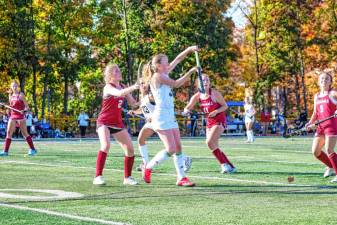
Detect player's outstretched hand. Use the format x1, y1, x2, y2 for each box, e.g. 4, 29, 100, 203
305, 122, 316, 131
182, 108, 191, 117
188, 46, 199, 52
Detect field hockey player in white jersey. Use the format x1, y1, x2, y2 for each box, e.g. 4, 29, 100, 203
244, 97, 256, 143
141, 46, 198, 187
130, 80, 192, 173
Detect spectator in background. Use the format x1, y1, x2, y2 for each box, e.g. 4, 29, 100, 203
260, 108, 271, 136
26, 111, 33, 135
78, 111, 89, 138
190, 111, 198, 137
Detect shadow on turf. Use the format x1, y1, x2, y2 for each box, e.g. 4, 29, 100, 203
3, 184, 337, 205
238, 171, 322, 176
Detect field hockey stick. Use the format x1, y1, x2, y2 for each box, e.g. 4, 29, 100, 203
122, 108, 145, 120
136, 61, 143, 84
283, 113, 337, 138
0, 102, 25, 114
195, 51, 205, 94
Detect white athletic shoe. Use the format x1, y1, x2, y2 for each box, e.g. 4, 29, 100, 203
324, 167, 335, 178
123, 176, 138, 185
330, 176, 337, 183
183, 156, 192, 173
93, 176, 106, 185
221, 163, 237, 174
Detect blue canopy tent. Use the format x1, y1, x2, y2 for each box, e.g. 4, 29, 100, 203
227, 101, 244, 107
224, 101, 245, 135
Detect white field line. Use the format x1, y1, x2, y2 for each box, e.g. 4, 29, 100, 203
0, 160, 314, 187
0, 203, 130, 225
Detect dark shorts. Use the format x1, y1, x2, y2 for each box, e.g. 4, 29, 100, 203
97, 124, 124, 134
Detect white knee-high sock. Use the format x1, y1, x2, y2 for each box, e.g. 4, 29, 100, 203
173, 153, 185, 180
146, 149, 170, 169
250, 130, 254, 141
246, 131, 251, 141
138, 145, 149, 164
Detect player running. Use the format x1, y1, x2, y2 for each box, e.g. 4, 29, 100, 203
142, 46, 198, 187
130, 80, 192, 173
0, 81, 37, 157
244, 97, 256, 143
93, 63, 139, 186
184, 74, 237, 174
305, 71, 337, 182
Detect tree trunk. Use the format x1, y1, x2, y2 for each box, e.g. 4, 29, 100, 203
294, 73, 301, 113
282, 86, 288, 136
122, 0, 133, 84
41, 30, 51, 120
63, 73, 69, 114
254, 0, 260, 77
30, 0, 38, 116
299, 52, 307, 114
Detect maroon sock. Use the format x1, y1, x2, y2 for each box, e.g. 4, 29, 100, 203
212, 148, 226, 164
25, 136, 35, 150
4, 138, 11, 152
328, 152, 337, 174
316, 152, 332, 168
221, 151, 235, 168
124, 156, 135, 178
95, 151, 107, 177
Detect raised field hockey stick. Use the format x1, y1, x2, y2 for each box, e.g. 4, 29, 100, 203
195, 51, 205, 94
0, 102, 24, 114
135, 61, 144, 87
283, 113, 337, 138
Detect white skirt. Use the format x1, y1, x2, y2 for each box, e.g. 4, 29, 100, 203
142, 122, 154, 130
151, 109, 178, 131
245, 115, 255, 123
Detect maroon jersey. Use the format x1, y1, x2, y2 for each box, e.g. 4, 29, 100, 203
97, 84, 125, 129
199, 90, 226, 129
9, 94, 25, 120
315, 92, 337, 136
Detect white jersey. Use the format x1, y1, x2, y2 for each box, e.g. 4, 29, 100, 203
244, 104, 255, 117
140, 94, 155, 120
150, 81, 178, 130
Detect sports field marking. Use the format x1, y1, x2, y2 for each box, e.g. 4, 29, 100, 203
0, 160, 316, 187
0, 189, 83, 200
0, 203, 131, 225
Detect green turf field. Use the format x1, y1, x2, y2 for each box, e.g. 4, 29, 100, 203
1, 137, 337, 225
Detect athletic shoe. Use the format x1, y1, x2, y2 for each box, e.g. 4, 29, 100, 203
136, 163, 143, 172
123, 176, 138, 185
324, 167, 335, 178
93, 176, 106, 185
221, 163, 237, 174
183, 156, 192, 173
143, 168, 152, 183
330, 176, 337, 183
176, 177, 195, 187
0, 151, 8, 157
28, 149, 37, 156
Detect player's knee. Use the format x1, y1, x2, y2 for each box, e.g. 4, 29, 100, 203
126, 147, 135, 156
206, 140, 213, 149
138, 137, 145, 146
312, 149, 321, 157
101, 143, 110, 152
